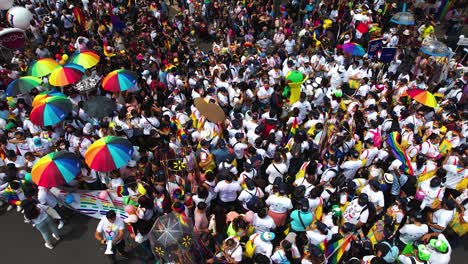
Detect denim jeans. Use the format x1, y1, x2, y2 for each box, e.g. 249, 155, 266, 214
35, 216, 60, 245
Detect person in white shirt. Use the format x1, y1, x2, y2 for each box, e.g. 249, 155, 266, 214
249, 232, 275, 258
95, 210, 128, 261
422, 232, 452, 264
343, 193, 369, 228
361, 179, 385, 214
215, 237, 242, 263
266, 184, 293, 227
420, 134, 441, 160
214, 174, 241, 209
428, 199, 455, 233
340, 150, 364, 179
252, 208, 276, 233
360, 139, 379, 167
284, 35, 296, 55
238, 179, 264, 211
306, 221, 331, 246
266, 153, 288, 184
396, 212, 428, 251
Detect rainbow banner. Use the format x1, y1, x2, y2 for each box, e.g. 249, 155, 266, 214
51, 188, 128, 220
387, 132, 414, 176
325, 234, 355, 264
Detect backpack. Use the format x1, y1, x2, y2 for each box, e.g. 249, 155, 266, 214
246, 188, 262, 211
381, 241, 399, 263
369, 128, 382, 148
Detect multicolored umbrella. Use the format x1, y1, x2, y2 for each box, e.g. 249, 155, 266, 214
69, 51, 100, 69
85, 136, 134, 172
6, 76, 42, 96
102, 69, 138, 92
405, 89, 437, 108
420, 39, 450, 57
49, 63, 85, 86
32, 90, 66, 107
31, 151, 81, 188
30, 96, 72, 126
28, 58, 59, 77
390, 12, 415, 25
341, 42, 366, 56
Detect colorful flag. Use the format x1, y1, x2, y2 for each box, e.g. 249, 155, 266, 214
288, 117, 298, 139
387, 132, 414, 176
325, 234, 354, 264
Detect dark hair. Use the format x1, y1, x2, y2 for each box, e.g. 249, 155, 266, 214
197, 201, 208, 210
106, 210, 117, 220
282, 240, 294, 261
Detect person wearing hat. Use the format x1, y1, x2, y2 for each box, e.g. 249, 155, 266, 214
398, 244, 431, 264
289, 198, 313, 234
266, 183, 293, 227
343, 193, 370, 229
422, 232, 452, 264
248, 231, 275, 258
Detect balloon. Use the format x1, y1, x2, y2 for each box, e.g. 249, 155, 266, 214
7, 7, 33, 30
55, 54, 62, 60
124, 205, 135, 214
65, 193, 74, 204
59, 59, 65, 65
99, 190, 108, 200
335, 89, 343, 98
137, 183, 147, 196
62, 54, 69, 61
0, 0, 13, 10
24, 173, 32, 182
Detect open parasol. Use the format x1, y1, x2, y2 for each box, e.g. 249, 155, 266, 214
420, 39, 450, 57
193, 97, 226, 123
405, 89, 438, 108
31, 151, 81, 188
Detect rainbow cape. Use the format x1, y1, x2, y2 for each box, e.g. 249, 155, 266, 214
288, 117, 298, 139
325, 234, 355, 264
387, 132, 414, 176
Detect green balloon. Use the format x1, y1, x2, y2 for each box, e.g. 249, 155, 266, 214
335, 90, 343, 98
24, 173, 32, 182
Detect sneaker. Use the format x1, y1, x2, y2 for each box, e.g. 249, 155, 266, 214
24, 219, 31, 224
6, 205, 13, 211
16, 206, 22, 212
52, 233, 61, 241
45, 243, 54, 249
58, 221, 64, 230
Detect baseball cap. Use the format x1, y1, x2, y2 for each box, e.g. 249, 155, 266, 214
261, 232, 275, 241
278, 183, 287, 194
418, 244, 431, 261
429, 238, 448, 253
331, 204, 342, 217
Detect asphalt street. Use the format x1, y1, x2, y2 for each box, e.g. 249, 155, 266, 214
0, 207, 467, 264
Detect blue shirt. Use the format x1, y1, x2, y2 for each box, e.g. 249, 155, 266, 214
290, 210, 313, 232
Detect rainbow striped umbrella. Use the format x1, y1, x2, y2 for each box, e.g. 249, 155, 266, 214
342, 42, 366, 56
28, 58, 59, 77
49, 63, 85, 86
85, 136, 134, 172
102, 69, 138, 92
6, 76, 42, 96
69, 51, 100, 69
30, 96, 72, 126
31, 151, 81, 188
32, 90, 66, 107
405, 89, 437, 108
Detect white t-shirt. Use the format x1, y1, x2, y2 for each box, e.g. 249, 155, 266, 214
238, 188, 264, 210
266, 194, 293, 213
427, 234, 451, 264
96, 216, 125, 242
253, 214, 276, 233
361, 185, 385, 212
340, 160, 363, 179
306, 229, 329, 246
266, 163, 288, 184
398, 223, 429, 244
214, 181, 241, 202
431, 208, 454, 232
250, 233, 273, 257
343, 199, 369, 225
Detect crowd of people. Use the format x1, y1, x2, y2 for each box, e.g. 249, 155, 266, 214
0, 0, 467, 263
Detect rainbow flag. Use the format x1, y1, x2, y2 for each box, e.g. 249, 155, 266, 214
387, 132, 414, 176
288, 117, 298, 139
325, 234, 354, 264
